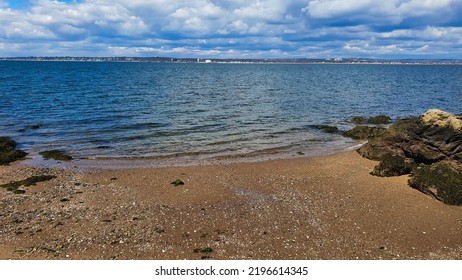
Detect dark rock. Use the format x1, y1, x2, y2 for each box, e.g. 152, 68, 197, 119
0, 137, 27, 165
30, 124, 41, 129
343, 126, 387, 140
351, 116, 367, 124
351, 115, 391, 125
371, 154, 413, 177
39, 150, 73, 161
367, 115, 392, 124
357, 118, 421, 160
312, 125, 340, 133
96, 145, 111, 149
13, 189, 26, 194
409, 163, 462, 205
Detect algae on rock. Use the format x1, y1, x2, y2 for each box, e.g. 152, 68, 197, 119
371, 154, 414, 177
0, 175, 56, 193
39, 150, 73, 161
351, 115, 391, 125
409, 163, 462, 206
343, 126, 387, 140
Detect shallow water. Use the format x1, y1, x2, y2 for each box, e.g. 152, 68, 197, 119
1, 61, 461, 161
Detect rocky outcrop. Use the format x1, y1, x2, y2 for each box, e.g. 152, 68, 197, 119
358, 110, 462, 166
349, 109, 462, 205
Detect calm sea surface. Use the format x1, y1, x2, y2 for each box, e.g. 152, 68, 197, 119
1, 61, 462, 162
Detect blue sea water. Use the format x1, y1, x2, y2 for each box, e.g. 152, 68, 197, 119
1, 61, 462, 162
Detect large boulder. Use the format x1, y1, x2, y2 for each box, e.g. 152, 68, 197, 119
358, 110, 462, 166
409, 162, 462, 206
356, 117, 421, 160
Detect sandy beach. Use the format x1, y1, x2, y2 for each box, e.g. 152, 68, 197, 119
1, 151, 462, 260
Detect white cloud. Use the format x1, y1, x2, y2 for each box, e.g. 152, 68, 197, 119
304, 0, 462, 27
307, 0, 377, 19
0, 0, 461, 58
381, 26, 462, 41
233, 0, 289, 21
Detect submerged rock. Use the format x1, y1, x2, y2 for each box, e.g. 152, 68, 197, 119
351, 115, 391, 125
0, 137, 27, 165
39, 150, 73, 161
351, 116, 367, 124
312, 125, 340, 133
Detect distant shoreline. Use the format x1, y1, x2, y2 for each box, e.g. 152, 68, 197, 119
1, 57, 462, 65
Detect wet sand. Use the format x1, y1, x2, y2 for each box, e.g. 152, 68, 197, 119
1, 151, 462, 260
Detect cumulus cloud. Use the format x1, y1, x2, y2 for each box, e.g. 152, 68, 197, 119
0, 0, 461, 58
305, 0, 462, 28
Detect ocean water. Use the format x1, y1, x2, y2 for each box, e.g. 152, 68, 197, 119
1, 61, 462, 162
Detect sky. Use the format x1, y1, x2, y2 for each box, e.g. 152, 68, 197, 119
1, 0, 462, 59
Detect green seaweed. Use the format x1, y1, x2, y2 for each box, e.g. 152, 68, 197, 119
0, 175, 56, 194
39, 150, 73, 161
409, 163, 462, 206
171, 179, 185, 187
193, 247, 213, 254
